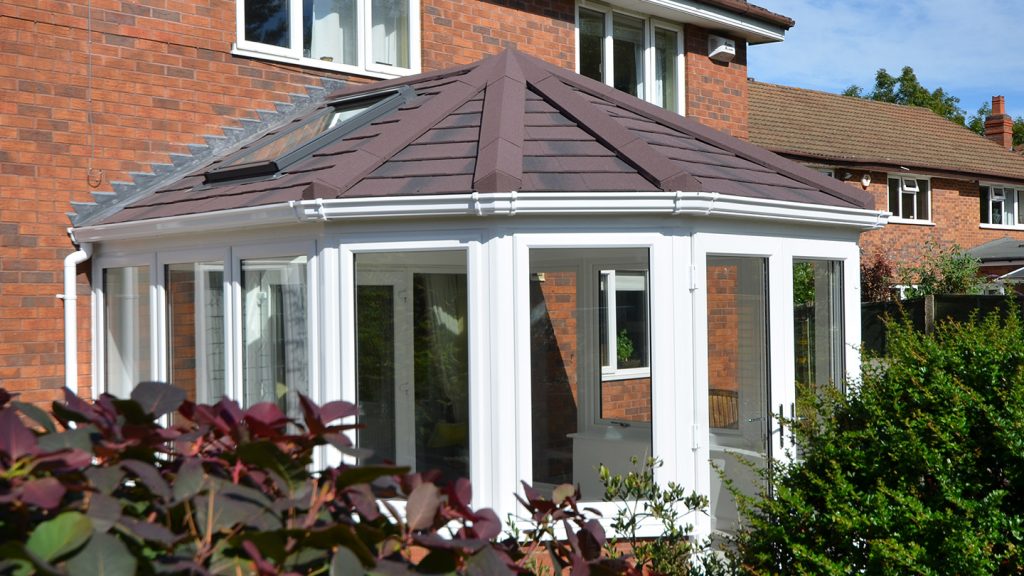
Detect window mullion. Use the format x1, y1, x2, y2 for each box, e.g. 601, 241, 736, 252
603, 11, 614, 89
289, 0, 303, 58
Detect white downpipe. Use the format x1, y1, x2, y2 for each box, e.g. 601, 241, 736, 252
61, 241, 93, 395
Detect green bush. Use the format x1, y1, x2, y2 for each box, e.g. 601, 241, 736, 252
733, 309, 1024, 575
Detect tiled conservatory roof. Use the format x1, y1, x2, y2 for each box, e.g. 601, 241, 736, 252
93, 50, 870, 226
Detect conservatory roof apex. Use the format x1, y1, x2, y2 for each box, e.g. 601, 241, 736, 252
86, 49, 873, 227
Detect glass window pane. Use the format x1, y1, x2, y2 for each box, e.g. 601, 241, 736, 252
888, 178, 900, 216
241, 256, 308, 415
654, 28, 678, 112
916, 179, 930, 220
901, 191, 916, 219
530, 249, 651, 501
579, 8, 605, 83
612, 13, 644, 97
372, 0, 410, 68
245, 0, 291, 48
167, 262, 225, 406
707, 255, 768, 534
355, 251, 469, 483
305, 0, 357, 65
793, 260, 844, 395
993, 190, 1004, 224
104, 266, 151, 397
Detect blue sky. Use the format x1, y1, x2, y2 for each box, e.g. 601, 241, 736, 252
746, 0, 1024, 120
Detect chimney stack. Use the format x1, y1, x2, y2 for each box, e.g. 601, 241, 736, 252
985, 95, 1014, 149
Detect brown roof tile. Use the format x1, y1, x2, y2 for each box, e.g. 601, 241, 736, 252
748, 81, 1024, 183
95, 50, 874, 226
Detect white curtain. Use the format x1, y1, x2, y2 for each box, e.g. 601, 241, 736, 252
310, 0, 356, 65
372, 0, 408, 67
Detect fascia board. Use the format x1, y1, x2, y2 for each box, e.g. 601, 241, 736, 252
628, 0, 786, 42
73, 192, 889, 242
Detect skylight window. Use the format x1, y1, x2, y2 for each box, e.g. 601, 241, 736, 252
204, 86, 413, 184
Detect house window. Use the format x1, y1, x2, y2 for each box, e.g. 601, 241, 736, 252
237, 0, 418, 76
578, 4, 683, 113
530, 248, 652, 500
981, 185, 1024, 226
354, 251, 469, 483
887, 176, 930, 221
103, 266, 152, 398
241, 256, 309, 415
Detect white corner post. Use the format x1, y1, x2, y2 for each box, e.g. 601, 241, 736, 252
61, 233, 93, 395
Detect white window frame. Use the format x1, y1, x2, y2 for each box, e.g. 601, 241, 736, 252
513, 231, 681, 531
157, 248, 232, 405
887, 174, 932, 224
980, 183, 1024, 229
233, 0, 421, 79
93, 254, 159, 400
575, 1, 685, 114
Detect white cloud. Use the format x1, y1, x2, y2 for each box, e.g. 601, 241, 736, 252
748, 0, 1024, 117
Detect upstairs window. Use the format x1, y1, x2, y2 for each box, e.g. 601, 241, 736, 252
981, 185, 1024, 227
578, 3, 683, 113
888, 176, 930, 221
237, 0, 419, 76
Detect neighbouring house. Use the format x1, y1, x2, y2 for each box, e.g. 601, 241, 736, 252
1, 0, 888, 538
748, 83, 1024, 286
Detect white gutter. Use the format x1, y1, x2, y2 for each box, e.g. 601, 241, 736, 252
71, 191, 889, 243
60, 232, 93, 395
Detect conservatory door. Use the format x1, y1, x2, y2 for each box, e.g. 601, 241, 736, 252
706, 255, 771, 534
353, 251, 470, 483
355, 270, 416, 468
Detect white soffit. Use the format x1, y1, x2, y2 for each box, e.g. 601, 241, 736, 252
617, 0, 787, 43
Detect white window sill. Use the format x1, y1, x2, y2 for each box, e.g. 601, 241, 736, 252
600, 368, 651, 381
980, 224, 1024, 230
231, 44, 416, 80
888, 217, 934, 226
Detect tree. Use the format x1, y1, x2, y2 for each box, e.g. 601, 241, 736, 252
732, 308, 1024, 574
843, 66, 966, 125
845, 65, 1024, 149
898, 242, 984, 298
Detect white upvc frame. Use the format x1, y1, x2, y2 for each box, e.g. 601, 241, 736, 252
156, 248, 232, 405
231, 241, 320, 409
887, 173, 932, 224
980, 183, 1024, 229
576, 0, 686, 115
335, 232, 487, 503
233, 0, 421, 79
93, 253, 159, 400
599, 268, 651, 380
511, 230, 689, 533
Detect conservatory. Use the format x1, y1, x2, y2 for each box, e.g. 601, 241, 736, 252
70, 50, 884, 536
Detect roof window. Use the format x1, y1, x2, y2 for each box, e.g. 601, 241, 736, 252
204, 86, 413, 184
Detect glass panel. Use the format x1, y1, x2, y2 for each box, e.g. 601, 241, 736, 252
1005, 190, 1015, 224
531, 249, 651, 501
167, 262, 225, 406
1017, 190, 1024, 225
888, 178, 900, 216
992, 189, 1004, 224
654, 28, 678, 112
707, 256, 768, 534
901, 191, 916, 220
104, 266, 151, 397
916, 179, 930, 220
305, 0, 357, 65
355, 251, 469, 483
612, 13, 644, 97
219, 99, 379, 170
372, 0, 410, 68
245, 0, 291, 48
241, 256, 308, 415
579, 8, 605, 83
793, 260, 844, 397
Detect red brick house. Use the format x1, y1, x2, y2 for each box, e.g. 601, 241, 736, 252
748, 83, 1024, 284
3, 0, 888, 536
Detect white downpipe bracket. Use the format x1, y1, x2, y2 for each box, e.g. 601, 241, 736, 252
60, 238, 93, 395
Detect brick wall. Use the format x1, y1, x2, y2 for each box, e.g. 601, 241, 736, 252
421, 0, 574, 70
856, 172, 1024, 269
684, 26, 749, 139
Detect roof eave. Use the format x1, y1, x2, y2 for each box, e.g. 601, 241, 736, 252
768, 150, 1024, 186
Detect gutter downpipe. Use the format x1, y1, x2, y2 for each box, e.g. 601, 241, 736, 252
60, 230, 93, 395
